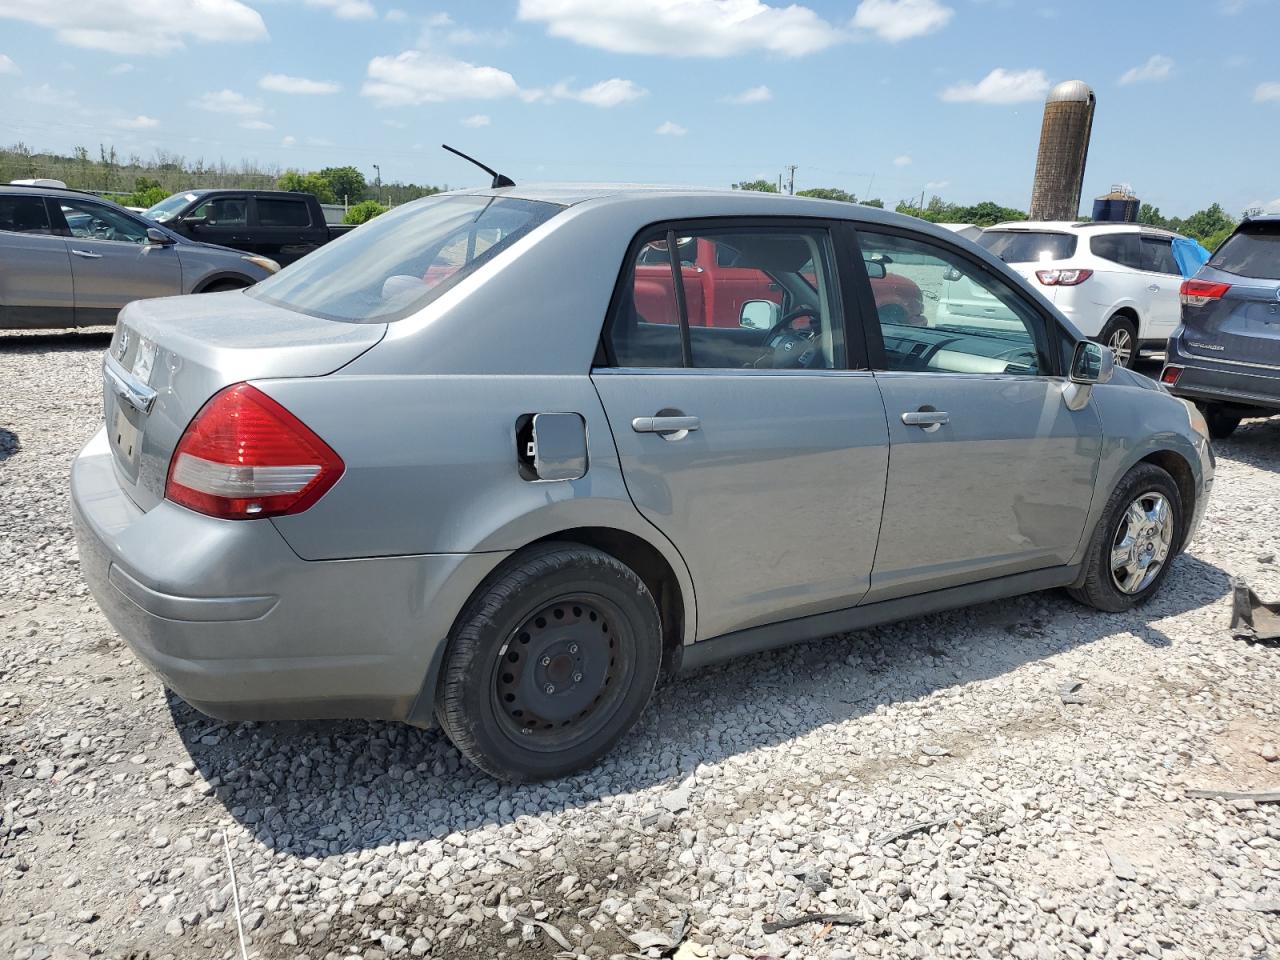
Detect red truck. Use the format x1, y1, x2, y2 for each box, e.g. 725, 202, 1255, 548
633, 236, 925, 329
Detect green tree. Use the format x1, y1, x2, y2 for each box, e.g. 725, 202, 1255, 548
343, 199, 387, 225
319, 165, 366, 202
278, 169, 336, 203
1178, 203, 1235, 244
731, 179, 779, 193
796, 187, 856, 202
1137, 203, 1168, 228
861, 198, 884, 209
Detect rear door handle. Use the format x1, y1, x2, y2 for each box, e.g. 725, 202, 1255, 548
632, 416, 700, 434
71, 249, 103, 259
1148, 284, 1160, 293
901, 410, 949, 427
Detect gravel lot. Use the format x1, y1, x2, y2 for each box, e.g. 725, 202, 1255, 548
3, 332, 1280, 960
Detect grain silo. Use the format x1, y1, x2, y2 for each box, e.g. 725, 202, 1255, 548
1028, 80, 1096, 221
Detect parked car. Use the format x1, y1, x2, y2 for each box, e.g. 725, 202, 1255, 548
978, 221, 1195, 367
1162, 215, 1280, 438
142, 189, 355, 266
72, 187, 1213, 781
0, 185, 279, 329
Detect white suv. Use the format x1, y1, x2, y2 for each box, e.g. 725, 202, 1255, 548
975, 222, 1189, 367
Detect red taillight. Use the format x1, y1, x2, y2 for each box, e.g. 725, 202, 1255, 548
164, 383, 344, 520
1180, 279, 1230, 306
1160, 365, 1182, 385
1035, 268, 1092, 286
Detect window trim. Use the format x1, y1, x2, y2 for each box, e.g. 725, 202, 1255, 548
846, 221, 1065, 379
597, 215, 864, 372
52, 197, 150, 245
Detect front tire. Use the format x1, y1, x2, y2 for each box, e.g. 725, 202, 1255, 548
1067, 463, 1182, 612
1099, 314, 1139, 368
435, 543, 662, 782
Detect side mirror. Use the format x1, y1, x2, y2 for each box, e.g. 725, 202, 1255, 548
1070, 340, 1114, 385
180, 215, 208, 228
942, 266, 963, 282
740, 299, 781, 331
863, 259, 887, 280
146, 227, 175, 245
1064, 340, 1114, 411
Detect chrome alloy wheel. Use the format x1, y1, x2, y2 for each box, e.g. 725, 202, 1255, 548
1110, 491, 1173, 594
1107, 327, 1133, 366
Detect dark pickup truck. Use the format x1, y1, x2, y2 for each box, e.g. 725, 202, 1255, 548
141, 189, 355, 266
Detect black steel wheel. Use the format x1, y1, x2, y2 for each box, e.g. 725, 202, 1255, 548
436, 543, 662, 781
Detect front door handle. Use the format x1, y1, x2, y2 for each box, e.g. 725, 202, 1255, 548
71, 249, 104, 259
632, 415, 700, 434
1148, 284, 1160, 293
902, 410, 949, 428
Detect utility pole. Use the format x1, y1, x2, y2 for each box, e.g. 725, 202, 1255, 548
373, 163, 381, 192
785, 164, 797, 196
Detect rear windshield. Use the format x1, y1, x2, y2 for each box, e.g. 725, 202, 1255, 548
248, 194, 561, 323
1207, 223, 1280, 280
978, 230, 1077, 263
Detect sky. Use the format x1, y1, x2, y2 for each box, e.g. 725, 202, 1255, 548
0, 0, 1277, 217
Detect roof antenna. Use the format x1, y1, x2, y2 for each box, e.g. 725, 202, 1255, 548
441, 144, 515, 189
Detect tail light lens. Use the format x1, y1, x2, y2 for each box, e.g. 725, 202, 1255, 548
1180, 279, 1230, 306
1160, 365, 1182, 385
165, 383, 344, 520
1035, 268, 1092, 286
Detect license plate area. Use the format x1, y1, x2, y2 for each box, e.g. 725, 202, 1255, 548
107, 393, 143, 481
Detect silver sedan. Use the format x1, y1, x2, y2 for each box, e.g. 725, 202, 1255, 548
71, 186, 1213, 781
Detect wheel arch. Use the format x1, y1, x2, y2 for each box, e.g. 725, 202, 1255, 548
191, 271, 256, 293
1137, 448, 1197, 550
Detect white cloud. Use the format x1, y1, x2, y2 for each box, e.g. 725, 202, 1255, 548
517, 0, 843, 57
0, 0, 266, 55
1255, 81, 1280, 103
385, 8, 408, 21
1119, 54, 1173, 86
723, 84, 772, 104
0, 54, 18, 75
549, 77, 647, 107
193, 89, 264, 116
851, 0, 953, 42
282, 135, 297, 147
240, 119, 273, 130
1257, 198, 1280, 213
115, 114, 159, 129
20, 83, 78, 108
362, 50, 520, 105
108, 62, 134, 75
941, 67, 1050, 104
462, 113, 491, 127
304, 0, 377, 20
260, 73, 342, 94
893, 154, 912, 167
306, 136, 334, 146
925, 179, 949, 189
656, 120, 687, 136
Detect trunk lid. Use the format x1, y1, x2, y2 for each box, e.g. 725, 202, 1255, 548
103, 290, 385, 511
1181, 225, 1280, 368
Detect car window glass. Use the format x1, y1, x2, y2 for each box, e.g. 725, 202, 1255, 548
1140, 237, 1179, 275
857, 230, 1046, 376
1090, 233, 1141, 269
608, 230, 685, 367
191, 197, 247, 225
58, 199, 148, 244
1207, 224, 1280, 280
257, 198, 310, 227
978, 230, 1076, 263
680, 231, 841, 370
0, 195, 53, 234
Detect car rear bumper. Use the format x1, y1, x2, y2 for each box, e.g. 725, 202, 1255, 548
1164, 336, 1280, 412
71, 428, 507, 725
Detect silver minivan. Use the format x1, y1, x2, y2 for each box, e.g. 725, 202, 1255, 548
72, 187, 1214, 781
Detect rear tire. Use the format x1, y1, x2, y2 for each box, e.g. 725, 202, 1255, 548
435, 543, 662, 782
1099, 314, 1139, 368
1199, 403, 1242, 440
1067, 463, 1182, 613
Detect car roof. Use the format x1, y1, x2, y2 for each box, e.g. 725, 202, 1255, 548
0, 183, 104, 202
987, 219, 1182, 239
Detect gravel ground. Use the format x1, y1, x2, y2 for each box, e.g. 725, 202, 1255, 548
3, 331, 1280, 960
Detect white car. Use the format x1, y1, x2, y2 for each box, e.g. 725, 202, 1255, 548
974, 222, 1189, 367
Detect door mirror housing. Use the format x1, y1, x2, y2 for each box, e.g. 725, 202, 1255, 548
146, 227, 175, 245
1064, 340, 1115, 411
179, 215, 208, 228
740, 299, 781, 331
1070, 340, 1115, 385
863, 259, 887, 280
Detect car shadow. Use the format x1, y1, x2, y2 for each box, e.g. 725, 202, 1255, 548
170, 551, 1230, 857
0, 428, 18, 462
0, 329, 112, 350
1216, 414, 1280, 466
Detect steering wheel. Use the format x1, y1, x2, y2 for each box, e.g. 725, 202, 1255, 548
757, 305, 822, 369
